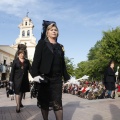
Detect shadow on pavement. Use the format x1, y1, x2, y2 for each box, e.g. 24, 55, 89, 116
63, 101, 82, 120
110, 104, 120, 120
93, 114, 103, 120
92, 103, 120, 120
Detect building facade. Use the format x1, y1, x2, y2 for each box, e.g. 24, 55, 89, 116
0, 45, 16, 81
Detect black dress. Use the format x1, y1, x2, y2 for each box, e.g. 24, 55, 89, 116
9, 58, 32, 94
37, 43, 64, 111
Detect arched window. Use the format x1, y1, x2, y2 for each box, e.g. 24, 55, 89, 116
22, 31, 25, 37
25, 22, 27, 25
27, 30, 30, 36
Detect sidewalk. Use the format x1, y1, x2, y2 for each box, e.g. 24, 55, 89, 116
0, 88, 120, 120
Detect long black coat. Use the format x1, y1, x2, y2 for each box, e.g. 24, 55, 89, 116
104, 67, 116, 83
9, 58, 32, 94
32, 39, 70, 81
104, 67, 116, 90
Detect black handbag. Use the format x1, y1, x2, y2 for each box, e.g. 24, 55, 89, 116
31, 82, 40, 98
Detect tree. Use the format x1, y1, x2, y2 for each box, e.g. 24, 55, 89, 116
65, 57, 75, 77
100, 27, 120, 63
88, 41, 102, 60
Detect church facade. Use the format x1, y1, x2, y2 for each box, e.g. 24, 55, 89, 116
12, 16, 37, 61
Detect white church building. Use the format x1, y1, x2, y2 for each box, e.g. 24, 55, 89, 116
12, 16, 37, 61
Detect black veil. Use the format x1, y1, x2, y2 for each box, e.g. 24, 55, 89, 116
14, 44, 28, 59
41, 20, 56, 40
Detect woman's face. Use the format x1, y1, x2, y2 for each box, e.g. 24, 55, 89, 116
110, 62, 114, 68
47, 26, 58, 39
18, 52, 24, 59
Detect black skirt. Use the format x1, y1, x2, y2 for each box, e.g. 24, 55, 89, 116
105, 82, 115, 90
13, 80, 30, 94
37, 76, 63, 111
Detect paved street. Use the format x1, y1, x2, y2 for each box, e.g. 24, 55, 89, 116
0, 88, 120, 120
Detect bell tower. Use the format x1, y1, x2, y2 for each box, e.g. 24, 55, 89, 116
12, 15, 36, 61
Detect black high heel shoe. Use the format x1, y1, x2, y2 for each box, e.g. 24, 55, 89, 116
16, 109, 20, 113
111, 96, 115, 99
111, 95, 115, 99
20, 104, 24, 108
16, 107, 20, 113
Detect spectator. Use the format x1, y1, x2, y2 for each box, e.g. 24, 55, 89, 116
116, 83, 120, 97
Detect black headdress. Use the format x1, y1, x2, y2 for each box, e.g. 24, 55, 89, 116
14, 44, 28, 59
41, 20, 56, 40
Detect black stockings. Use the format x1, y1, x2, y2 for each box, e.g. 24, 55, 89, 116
41, 109, 49, 120
54, 110, 63, 120
41, 109, 63, 120
15, 93, 23, 110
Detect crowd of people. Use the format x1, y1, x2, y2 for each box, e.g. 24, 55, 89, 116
63, 80, 120, 100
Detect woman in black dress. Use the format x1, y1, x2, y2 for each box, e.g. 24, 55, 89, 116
9, 50, 32, 113
104, 60, 116, 98
32, 22, 70, 120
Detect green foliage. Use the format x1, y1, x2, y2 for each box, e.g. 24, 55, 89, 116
88, 41, 102, 60
100, 27, 120, 63
65, 57, 75, 77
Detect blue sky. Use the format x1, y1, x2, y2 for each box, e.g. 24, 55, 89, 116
0, 0, 120, 66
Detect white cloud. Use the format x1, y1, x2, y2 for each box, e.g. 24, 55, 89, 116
84, 12, 119, 27
0, 0, 38, 16
0, 0, 36, 7
0, 0, 120, 27
0, 0, 81, 22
